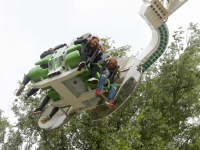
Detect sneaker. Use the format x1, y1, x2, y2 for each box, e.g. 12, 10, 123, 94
77, 61, 86, 71
32, 108, 42, 115
16, 84, 25, 96
87, 77, 99, 84
95, 89, 101, 96
105, 100, 114, 108
41, 116, 51, 124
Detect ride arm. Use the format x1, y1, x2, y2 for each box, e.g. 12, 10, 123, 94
86, 50, 101, 64
114, 66, 121, 81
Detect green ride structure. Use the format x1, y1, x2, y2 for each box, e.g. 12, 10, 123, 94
19, 0, 188, 129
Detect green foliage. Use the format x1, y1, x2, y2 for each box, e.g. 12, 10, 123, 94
100, 37, 131, 58
0, 110, 9, 149
128, 23, 200, 149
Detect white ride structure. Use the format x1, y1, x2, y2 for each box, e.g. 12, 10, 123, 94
28, 0, 188, 129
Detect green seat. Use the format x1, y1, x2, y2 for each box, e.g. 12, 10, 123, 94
47, 88, 60, 101
77, 63, 101, 78
81, 63, 101, 90
27, 54, 52, 83
27, 66, 48, 82
66, 44, 82, 54
84, 72, 100, 90
35, 54, 52, 66
64, 50, 80, 69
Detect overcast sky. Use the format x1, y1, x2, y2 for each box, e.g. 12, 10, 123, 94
0, 0, 198, 122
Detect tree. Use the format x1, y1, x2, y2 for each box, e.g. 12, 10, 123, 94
104, 23, 200, 149
0, 110, 9, 149
101, 37, 131, 58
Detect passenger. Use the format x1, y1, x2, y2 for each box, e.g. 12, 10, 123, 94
94, 58, 121, 108
87, 44, 106, 84
16, 43, 67, 97
74, 35, 99, 71
32, 95, 59, 124
88, 44, 104, 63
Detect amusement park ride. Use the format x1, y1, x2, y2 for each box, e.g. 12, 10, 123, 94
18, 0, 188, 129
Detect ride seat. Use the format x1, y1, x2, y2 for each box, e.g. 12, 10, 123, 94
64, 50, 80, 69
35, 54, 52, 66
27, 66, 48, 83
47, 88, 60, 101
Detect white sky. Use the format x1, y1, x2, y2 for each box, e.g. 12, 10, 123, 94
0, 0, 198, 122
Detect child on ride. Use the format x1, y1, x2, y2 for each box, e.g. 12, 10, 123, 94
86, 44, 105, 83
74, 35, 100, 71
16, 43, 67, 97
88, 57, 121, 108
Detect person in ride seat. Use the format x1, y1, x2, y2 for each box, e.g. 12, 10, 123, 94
87, 44, 106, 84
16, 43, 67, 97
89, 58, 121, 108
74, 34, 100, 71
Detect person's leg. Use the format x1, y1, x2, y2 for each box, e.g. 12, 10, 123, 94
25, 88, 39, 99
108, 84, 116, 100
16, 75, 31, 96
105, 84, 116, 108
38, 96, 50, 110
95, 74, 107, 96
87, 63, 99, 84
49, 107, 59, 118
90, 63, 99, 77
97, 75, 107, 90
22, 75, 31, 85
79, 53, 88, 63
77, 53, 88, 71
41, 107, 59, 124
32, 95, 50, 114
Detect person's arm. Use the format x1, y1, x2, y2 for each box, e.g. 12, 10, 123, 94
105, 56, 112, 61
117, 67, 121, 74
97, 44, 104, 51
74, 37, 92, 45
97, 54, 112, 65
53, 43, 67, 51
74, 38, 87, 45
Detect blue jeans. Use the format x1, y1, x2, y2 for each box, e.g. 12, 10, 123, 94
97, 74, 107, 90
108, 84, 116, 100
97, 68, 110, 89
97, 75, 116, 100
39, 95, 59, 118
